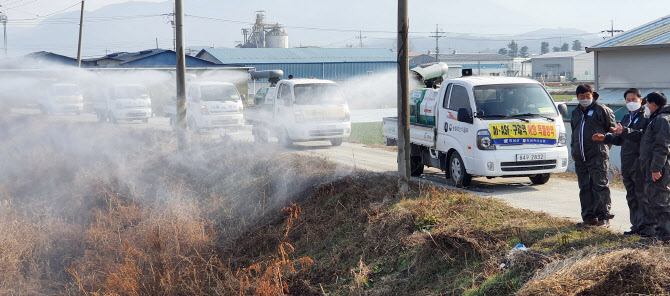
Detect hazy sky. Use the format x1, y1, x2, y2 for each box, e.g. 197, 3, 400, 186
1, 0, 668, 56
2, 0, 667, 34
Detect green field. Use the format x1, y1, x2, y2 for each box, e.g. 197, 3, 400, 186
349, 122, 386, 146
552, 94, 576, 102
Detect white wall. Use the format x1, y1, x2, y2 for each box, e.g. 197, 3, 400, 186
598, 48, 670, 89
573, 56, 595, 81
532, 57, 573, 77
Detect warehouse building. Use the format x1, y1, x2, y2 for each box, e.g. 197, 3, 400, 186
586, 14, 670, 93
84, 49, 217, 68
530, 51, 594, 82
196, 48, 397, 81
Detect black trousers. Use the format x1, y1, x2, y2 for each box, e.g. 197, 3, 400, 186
622, 162, 655, 235
575, 157, 612, 221
646, 174, 670, 239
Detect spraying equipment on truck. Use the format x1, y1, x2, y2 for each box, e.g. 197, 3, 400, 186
408, 62, 449, 126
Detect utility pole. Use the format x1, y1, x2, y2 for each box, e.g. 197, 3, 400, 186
601, 20, 624, 38
76, 1, 85, 67
175, 0, 187, 150
0, 9, 7, 57
356, 30, 367, 48
156, 37, 159, 49
171, 2, 176, 51
429, 24, 444, 62
397, 0, 410, 193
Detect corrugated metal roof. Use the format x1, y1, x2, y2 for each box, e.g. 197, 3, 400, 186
437, 53, 513, 62
590, 14, 670, 49
532, 51, 589, 59
197, 48, 397, 64
84, 49, 168, 63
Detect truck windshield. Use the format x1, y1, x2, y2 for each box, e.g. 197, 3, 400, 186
474, 84, 557, 118
51, 85, 80, 96
200, 85, 240, 101
294, 84, 345, 105
113, 86, 149, 99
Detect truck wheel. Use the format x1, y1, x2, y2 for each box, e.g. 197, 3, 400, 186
253, 127, 269, 143
331, 138, 343, 146
447, 152, 471, 187
410, 156, 424, 176
278, 130, 293, 147
142, 118, 149, 123
529, 173, 551, 185
97, 112, 106, 122
110, 114, 118, 124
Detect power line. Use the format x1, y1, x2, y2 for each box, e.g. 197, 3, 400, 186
356, 30, 366, 48
601, 20, 623, 38
429, 24, 444, 61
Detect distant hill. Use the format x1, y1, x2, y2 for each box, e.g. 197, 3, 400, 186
6, 0, 604, 58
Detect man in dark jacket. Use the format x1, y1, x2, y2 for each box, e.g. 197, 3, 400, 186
639, 92, 670, 241
593, 88, 654, 236
571, 84, 616, 227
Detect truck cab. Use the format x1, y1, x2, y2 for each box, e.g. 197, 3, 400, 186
95, 84, 152, 123
246, 79, 351, 146
166, 82, 244, 130
384, 76, 570, 186
38, 83, 84, 115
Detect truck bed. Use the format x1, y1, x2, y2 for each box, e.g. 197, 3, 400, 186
382, 117, 436, 149
242, 105, 272, 123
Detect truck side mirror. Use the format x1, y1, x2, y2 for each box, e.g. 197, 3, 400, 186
457, 107, 473, 124
558, 103, 568, 118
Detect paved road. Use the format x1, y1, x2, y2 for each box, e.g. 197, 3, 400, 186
12, 108, 632, 232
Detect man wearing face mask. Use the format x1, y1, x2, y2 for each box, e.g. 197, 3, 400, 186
593, 88, 653, 236
571, 84, 616, 227
639, 92, 670, 242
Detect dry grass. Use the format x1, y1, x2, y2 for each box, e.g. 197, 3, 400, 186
0, 114, 345, 295
3, 114, 668, 295
519, 247, 670, 295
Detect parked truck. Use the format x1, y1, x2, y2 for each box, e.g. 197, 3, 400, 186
245, 78, 351, 146
38, 83, 84, 115
164, 81, 244, 131
95, 84, 152, 123
383, 72, 570, 187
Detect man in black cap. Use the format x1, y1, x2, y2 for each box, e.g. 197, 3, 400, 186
639, 92, 670, 241
593, 88, 654, 236
570, 84, 616, 227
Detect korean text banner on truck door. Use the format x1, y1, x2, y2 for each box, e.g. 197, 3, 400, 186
489, 122, 557, 145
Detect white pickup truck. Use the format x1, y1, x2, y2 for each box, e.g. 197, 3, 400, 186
245, 79, 351, 146
95, 84, 152, 123
165, 81, 244, 131
38, 83, 84, 115
383, 76, 570, 186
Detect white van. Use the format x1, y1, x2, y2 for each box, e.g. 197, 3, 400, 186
165, 81, 244, 130
38, 83, 84, 115
95, 84, 152, 123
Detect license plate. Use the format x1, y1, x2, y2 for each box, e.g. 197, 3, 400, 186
516, 154, 546, 161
